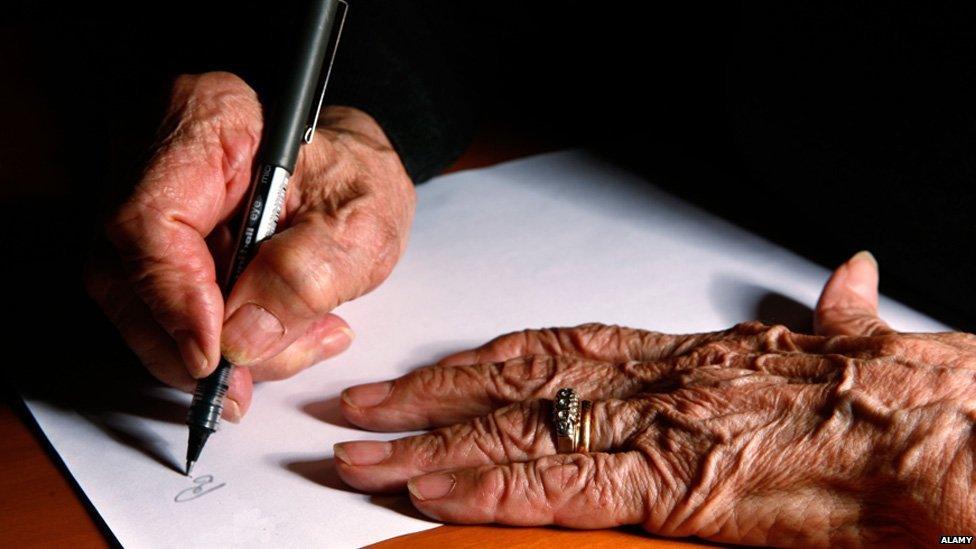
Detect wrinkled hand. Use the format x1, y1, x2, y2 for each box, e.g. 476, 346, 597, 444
85, 72, 415, 421
335, 252, 975, 546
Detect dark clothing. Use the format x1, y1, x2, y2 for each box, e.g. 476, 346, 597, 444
4, 2, 976, 329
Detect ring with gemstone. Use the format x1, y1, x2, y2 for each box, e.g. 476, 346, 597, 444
553, 387, 581, 453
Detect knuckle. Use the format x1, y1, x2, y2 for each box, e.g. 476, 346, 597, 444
170, 71, 252, 106
321, 207, 402, 299
165, 72, 260, 144
525, 354, 563, 382
485, 361, 521, 401
566, 323, 612, 355
410, 365, 465, 401
482, 464, 513, 507
487, 356, 558, 401
757, 324, 796, 351
607, 325, 632, 356
410, 429, 451, 468
655, 330, 708, 358
483, 329, 529, 357
539, 455, 592, 497
195, 71, 249, 91
531, 326, 564, 355
680, 341, 737, 369
258, 241, 335, 316
469, 414, 503, 460
635, 328, 670, 356
584, 455, 625, 510
731, 320, 768, 336
361, 214, 403, 284
492, 402, 548, 459
873, 334, 910, 357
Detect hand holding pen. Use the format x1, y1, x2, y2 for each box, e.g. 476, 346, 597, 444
83, 2, 417, 468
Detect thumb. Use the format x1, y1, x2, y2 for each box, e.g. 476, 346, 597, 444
217, 109, 411, 367
219, 213, 389, 366
814, 250, 894, 336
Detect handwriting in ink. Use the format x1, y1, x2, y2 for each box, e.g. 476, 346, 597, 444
174, 474, 226, 503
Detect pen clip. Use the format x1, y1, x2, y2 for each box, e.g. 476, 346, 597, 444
303, 0, 349, 144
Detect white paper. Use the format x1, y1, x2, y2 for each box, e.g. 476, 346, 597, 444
22, 151, 949, 548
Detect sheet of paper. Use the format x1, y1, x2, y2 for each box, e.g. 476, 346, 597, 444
21, 151, 949, 548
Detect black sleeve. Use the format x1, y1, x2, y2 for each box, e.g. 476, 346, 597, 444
23, 1, 486, 190
258, 1, 489, 183
253, 1, 485, 183
326, 1, 480, 183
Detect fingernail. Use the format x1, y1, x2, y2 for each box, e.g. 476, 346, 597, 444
333, 441, 391, 466
408, 473, 455, 501
221, 303, 284, 365
320, 327, 355, 357
174, 330, 210, 378
846, 251, 878, 300
221, 398, 243, 423
341, 381, 393, 408
852, 250, 878, 269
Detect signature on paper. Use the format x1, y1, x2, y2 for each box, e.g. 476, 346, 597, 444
175, 474, 226, 503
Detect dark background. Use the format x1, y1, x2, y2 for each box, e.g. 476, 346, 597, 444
3, 0, 976, 372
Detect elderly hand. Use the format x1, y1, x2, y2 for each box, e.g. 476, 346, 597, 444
335, 252, 975, 546
85, 72, 415, 421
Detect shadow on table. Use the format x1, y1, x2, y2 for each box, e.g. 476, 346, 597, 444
709, 273, 814, 333
280, 455, 428, 521
301, 395, 351, 428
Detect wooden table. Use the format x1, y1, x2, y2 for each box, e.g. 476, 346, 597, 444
0, 138, 720, 548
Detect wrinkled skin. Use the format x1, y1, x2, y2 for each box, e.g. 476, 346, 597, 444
84, 72, 415, 420
336, 253, 976, 546
80, 70, 972, 547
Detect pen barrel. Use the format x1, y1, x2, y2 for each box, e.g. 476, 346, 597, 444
185, 0, 341, 459
224, 164, 291, 292
187, 359, 233, 432
262, 0, 341, 171
186, 163, 290, 431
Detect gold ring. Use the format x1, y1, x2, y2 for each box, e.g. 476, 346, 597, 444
553, 387, 580, 453
576, 400, 592, 453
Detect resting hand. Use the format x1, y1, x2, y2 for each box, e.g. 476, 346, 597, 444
336, 252, 975, 546
85, 72, 414, 421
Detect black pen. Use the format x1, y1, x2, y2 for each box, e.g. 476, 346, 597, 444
185, 0, 348, 475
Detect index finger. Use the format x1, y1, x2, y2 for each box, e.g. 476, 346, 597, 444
407, 452, 652, 528
106, 73, 261, 377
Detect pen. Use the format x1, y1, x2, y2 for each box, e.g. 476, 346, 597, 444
185, 0, 347, 475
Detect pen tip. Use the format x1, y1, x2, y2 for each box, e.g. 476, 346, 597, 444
185, 460, 195, 476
